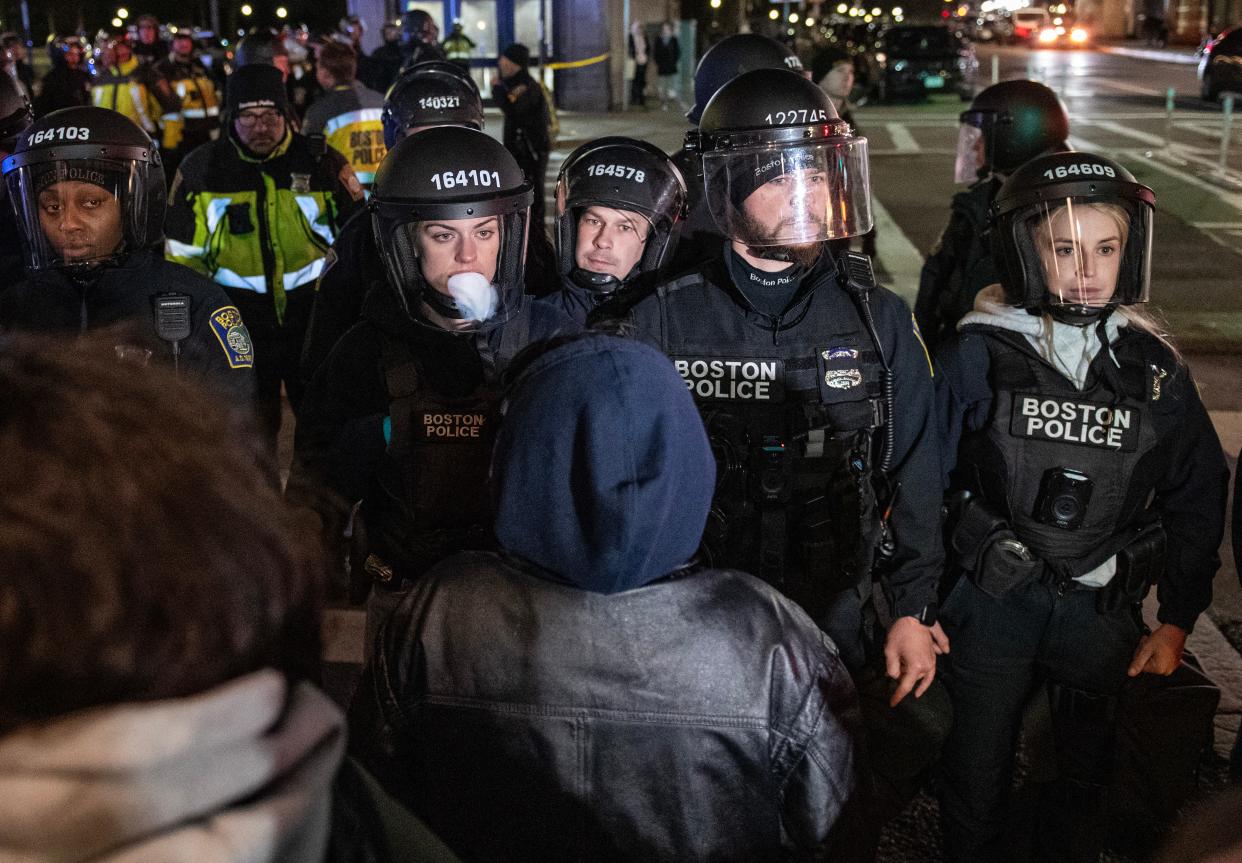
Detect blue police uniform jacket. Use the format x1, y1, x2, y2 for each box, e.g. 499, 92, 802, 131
622, 247, 944, 622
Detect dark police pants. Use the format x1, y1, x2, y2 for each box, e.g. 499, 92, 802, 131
938, 575, 1142, 863
820, 585, 954, 854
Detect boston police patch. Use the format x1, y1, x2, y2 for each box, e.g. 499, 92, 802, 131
208, 306, 255, 369
673, 357, 784, 401
1010, 393, 1140, 451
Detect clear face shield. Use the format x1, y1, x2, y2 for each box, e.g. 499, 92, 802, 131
374, 207, 529, 332
702, 138, 872, 250
954, 115, 990, 184
1015, 196, 1153, 311
5, 158, 152, 271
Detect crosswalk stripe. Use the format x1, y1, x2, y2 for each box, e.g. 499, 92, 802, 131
1089, 119, 1166, 147
871, 195, 924, 308
884, 122, 922, 152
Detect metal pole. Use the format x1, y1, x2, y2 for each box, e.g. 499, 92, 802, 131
1220, 93, 1235, 178
991, 53, 998, 84
622, 0, 630, 111
1164, 86, 1175, 151
209, 0, 220, 42
19, 0, 30, 49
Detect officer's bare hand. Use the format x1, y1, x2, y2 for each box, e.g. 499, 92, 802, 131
885, 616, 944, 707
1127, 623, 1187, 677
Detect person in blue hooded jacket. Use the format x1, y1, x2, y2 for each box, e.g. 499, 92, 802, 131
348, 333, 866, 861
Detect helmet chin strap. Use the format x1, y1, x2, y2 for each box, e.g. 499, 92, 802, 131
421, 284, 470, 320
568, 266, 623, 294
746, 244, 795, 263
1046, 302, 1115, 327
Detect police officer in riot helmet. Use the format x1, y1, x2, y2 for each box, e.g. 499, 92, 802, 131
0, 107, 255, 401
290, 125, 577, 630
934, 150, 1227, 862
616, 67, 948, 840
668, 33, 806, 273
301, 61, 484, 382
915, 79, 1069, 352
0, 72, 32, 286
301, 60, 559, 382
551, 136, 686, 324
399, 10, 447, 72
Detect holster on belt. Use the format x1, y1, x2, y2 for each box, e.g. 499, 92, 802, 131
976, 541, 1043, 599
1098, 522, 1166, 614
947, 492, 1042, 598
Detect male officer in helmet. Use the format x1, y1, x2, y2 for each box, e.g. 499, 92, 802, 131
614, 67, 949, 842
0, 72, 33, 287
669, 33, 806, 272
0, 106, 254, 402
550, 136, 686, 325
290, 125, 578, 643
915, 80, 1069, 351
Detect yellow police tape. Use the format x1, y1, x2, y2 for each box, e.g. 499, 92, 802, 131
544, 52, 610, 70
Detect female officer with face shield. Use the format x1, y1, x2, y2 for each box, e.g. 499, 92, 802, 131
290, 125, 578, 645
933, 151, 1228, 863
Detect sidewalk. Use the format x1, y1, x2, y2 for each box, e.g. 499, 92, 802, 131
1098, 39, 1202, 65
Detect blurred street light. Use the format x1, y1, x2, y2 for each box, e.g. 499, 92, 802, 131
276, 6, 288, 18
240, 4, 253, 16
117, 7, 129, 18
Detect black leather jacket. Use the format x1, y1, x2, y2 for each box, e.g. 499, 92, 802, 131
348, 552, 864, 862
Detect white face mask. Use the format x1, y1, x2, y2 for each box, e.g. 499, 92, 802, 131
446, 271, 498, 322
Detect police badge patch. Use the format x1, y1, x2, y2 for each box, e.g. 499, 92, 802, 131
291, 172, 312, 193
208, 306, 255, 369
824, 368, 863, 389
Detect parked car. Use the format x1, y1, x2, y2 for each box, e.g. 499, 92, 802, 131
1198, 25, 1242, 102
872, 24, 977, 102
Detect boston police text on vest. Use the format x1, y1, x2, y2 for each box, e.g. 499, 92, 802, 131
674, 358, 780, 400
1014, 395, 1136, 450
423, 412, 487, 439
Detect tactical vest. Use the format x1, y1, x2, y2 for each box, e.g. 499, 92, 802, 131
654, 268, 886, 616
957, 327, 1164, 569
368, 319, 529, 579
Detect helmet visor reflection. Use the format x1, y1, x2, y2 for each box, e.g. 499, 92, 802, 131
1020, 197, 1152, 308
6, 158, 149, 271
702, 137, 872, 246
954, 123, 986, 185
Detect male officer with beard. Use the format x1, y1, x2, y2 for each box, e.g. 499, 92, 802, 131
615, 68, 948, 849
549, 136, 685, 324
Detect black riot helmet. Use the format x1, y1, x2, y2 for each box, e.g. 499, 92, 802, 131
370, 126, 532, 332
955, 80, 1070, 184
2, 107, 166, 273
402, 10, 439, 45
554, 137, 687, 294
687, 34, 804, 125
381, 61, 484, 149
234, 29, 289, 70
991, 151, 1154, 321
690, 68, 872, 257
0, 72, 33, 152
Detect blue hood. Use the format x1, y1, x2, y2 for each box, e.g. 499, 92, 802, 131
492, 334, 715, 593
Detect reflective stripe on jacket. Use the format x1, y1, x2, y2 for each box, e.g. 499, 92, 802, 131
165, 130, 365, 325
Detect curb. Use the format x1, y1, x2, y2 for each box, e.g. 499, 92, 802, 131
1098, 44, 1201, 65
